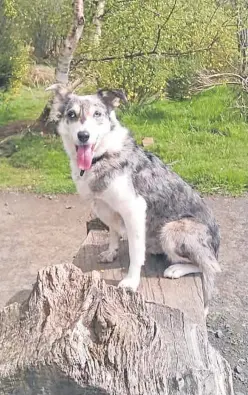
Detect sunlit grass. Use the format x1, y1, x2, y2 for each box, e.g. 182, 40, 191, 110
0, 86, 247, 195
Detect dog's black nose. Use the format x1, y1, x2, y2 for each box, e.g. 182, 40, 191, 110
78, 131, 90, 143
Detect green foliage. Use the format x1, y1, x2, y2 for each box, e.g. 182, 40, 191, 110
16, 0, 72, 60
0, 86, 247, 195
165, 57, 200, 100
3, 0, 243, 102
232, 87, 248, 122
74, 0, 238, 102
0, 0, 29, 91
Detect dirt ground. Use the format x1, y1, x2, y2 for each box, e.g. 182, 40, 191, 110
0, 191, 247, 394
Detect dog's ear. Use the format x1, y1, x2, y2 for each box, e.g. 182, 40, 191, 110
98, 89, 127, 108
46, 84, 71, 120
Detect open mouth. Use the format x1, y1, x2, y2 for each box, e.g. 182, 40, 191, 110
76, 144, 95, 170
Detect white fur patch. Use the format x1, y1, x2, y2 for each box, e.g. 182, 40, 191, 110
164, 263, 201, 279
101, 174, 147, 290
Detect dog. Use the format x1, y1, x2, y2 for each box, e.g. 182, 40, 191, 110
49, 84, 221, 312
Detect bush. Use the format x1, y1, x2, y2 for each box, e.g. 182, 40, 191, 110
166, 75, 193, 101
165, 57, 199, 100
95, 57, 168, 104
0, 42, 30, 92
74, 0, 237, 104
0, 0, 29, 91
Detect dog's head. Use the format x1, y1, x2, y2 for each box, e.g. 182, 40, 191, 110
47, 84, 127, 170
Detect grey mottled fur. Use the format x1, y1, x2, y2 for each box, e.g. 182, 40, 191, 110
88, 138, 219, 253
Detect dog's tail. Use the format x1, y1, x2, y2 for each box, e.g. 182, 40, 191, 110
161, 218, 221, 313
188, 243, 221, 312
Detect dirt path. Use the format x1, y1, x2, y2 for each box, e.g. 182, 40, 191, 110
0, 191, 247, 394
0, 191, 90, 306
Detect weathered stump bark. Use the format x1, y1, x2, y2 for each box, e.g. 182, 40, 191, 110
0, 225, 234, 395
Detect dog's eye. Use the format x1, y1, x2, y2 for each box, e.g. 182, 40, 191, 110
94, 110, 102, 118
67, 110, 77, 119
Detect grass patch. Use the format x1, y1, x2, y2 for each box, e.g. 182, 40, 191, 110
0, 86, 48, 126
121, 86, 248, 195
0, 85, 247, 195
0, 134, 75, 194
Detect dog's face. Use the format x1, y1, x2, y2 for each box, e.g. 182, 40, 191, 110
49, 85, 126, 170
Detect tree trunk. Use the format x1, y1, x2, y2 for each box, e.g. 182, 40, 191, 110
37, 0, 85, 133
92, 0, 106, 45
0, 223, 234, 395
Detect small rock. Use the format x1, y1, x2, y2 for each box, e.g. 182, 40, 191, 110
215, 329, 223, 338
234, 365, 242, 374
142, 137, 154, 147
65, 205, 73, 209
4, 202, 8, 206
48, 195, 53, 200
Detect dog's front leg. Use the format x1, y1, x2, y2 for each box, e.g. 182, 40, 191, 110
99, 228, 119, 263
93, 199, 124, 262
117, 195, 146, 291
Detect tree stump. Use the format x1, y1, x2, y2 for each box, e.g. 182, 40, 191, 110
0, 220, 234, 395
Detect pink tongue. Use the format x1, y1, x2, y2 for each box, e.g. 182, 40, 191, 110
77, 145, 93, 170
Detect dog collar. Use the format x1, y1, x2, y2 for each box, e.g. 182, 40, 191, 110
80, 154, 106, 176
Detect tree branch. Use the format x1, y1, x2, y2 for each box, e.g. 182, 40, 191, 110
199, 4, 220, 45
152, 0, 178, 53
74, 42, 216, 67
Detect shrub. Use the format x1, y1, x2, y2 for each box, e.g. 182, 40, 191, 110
165, 57, 199, 100
0, 0, 29, 91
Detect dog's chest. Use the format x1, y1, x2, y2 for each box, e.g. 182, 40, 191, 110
70, 165, 93, 200
72, 168, 109, 201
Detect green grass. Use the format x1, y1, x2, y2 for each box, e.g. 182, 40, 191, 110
0, 85, 247, 195
0, 86, 48, 126
121, 86, 248, 195
0, 134, 75, 193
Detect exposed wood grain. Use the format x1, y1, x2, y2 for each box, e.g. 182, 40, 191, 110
0, 262, 233, 395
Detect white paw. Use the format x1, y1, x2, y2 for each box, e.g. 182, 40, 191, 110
98, 249, 118, 263
163, 264, 185, 279
118, 276, 140, 292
